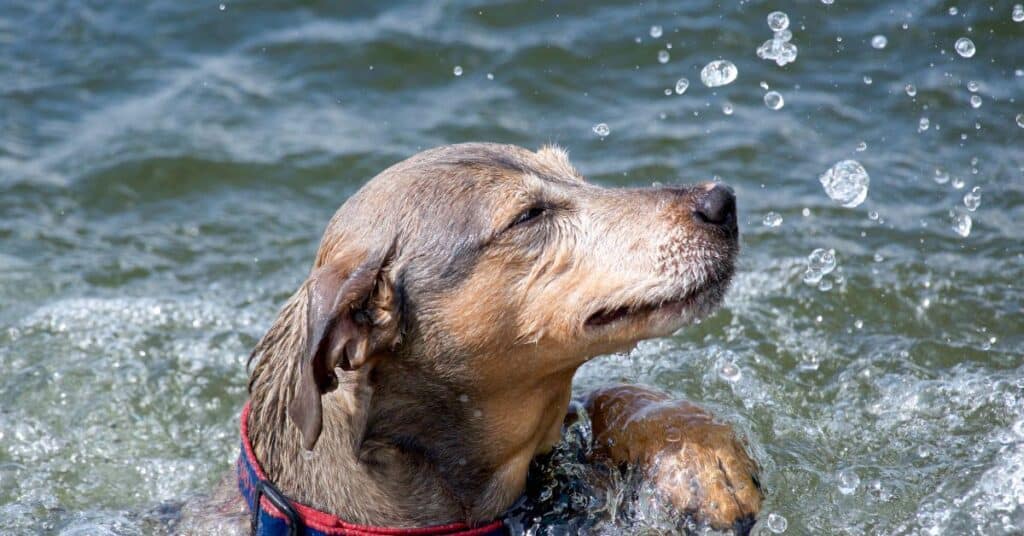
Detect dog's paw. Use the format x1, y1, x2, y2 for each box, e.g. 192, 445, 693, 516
585, 385, 762, 532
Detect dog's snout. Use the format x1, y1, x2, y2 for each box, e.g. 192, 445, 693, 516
693, 184, 737, 231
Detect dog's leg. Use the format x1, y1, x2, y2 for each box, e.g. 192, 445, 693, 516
582, 384, 762, 533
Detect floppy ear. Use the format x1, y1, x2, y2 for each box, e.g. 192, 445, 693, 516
288, 252, 397, 450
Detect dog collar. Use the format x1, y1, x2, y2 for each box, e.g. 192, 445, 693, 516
237, 402, 507, 536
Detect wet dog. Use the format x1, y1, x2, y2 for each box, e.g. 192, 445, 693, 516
182, 143, 761, 534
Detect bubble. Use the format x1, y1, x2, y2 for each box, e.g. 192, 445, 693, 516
757, 30, 799, 66
809, 248, 837, 274
218, 3, 226, 10
674, 77, 689, 94
950, 210, 972, 237
970, 95, 982, 108
818, 278, 833, 291
871, 35, 888, 49
819, 160, 870, 207
766, 512, 788, 533
767, 11, 789, 32
952, 176, 965, 189
934, 168, 950, 184
1014, 4, 1024, 22
854, 319, 864, 329
967, 80, 980, 92
657, 50, 670, 64
949, 6, 959, 15
763, 212, 783, 227
453, 65, 463, 76
650, 25, 663, 38
963, 187, 981, 211
821, 0, 834, 4
1018, 113, 1024, 128
863, 75, 873, 84
803, 248, 837, 285
955, 37, 976, 58
868, 210, 879, 220
856, 141, 867, 151
905, 84, 917, 97
719, 362, 742, 382
722, 102, 734, 115
457, 394, 469, 403
701, 60, 738, 87
592, 123, 610, 137
759, 90, 784, 110
486, 73, 494, 80
919, 117, 930, 131
837, 469, 861, 494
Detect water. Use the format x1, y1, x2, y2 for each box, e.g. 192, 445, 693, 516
819, 160, 870, 208
700, 60, 738, 87
1, 1, 1023, 535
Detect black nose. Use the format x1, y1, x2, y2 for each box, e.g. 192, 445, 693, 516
693, 184, 737, 230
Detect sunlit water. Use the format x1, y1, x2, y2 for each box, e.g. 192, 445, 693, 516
1, 2, 1022, 535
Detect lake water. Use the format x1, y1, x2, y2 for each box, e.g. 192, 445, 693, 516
1, 1, 1022, 534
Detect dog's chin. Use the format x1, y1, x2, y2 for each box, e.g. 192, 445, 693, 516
583, 271, 732, 343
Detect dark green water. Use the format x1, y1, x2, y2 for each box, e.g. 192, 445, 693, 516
1, 1, 1022, 534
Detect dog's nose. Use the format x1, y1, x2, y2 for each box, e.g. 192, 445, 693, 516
693, 184, 737, 230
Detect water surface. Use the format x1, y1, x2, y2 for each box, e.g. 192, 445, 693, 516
1, 1, 1022, 534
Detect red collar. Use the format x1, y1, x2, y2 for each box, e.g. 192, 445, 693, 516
237, 402, 507, 536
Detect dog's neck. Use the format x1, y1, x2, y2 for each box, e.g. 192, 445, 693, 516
245, 293, 575, 527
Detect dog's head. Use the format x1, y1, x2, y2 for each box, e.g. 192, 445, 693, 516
286, 143, 738, 450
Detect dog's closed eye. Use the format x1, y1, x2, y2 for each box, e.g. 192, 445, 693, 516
507, 205, 548, 230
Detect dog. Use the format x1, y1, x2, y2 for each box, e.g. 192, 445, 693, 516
180, 143, 761, 535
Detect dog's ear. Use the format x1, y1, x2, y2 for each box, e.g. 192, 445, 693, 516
288, 251, 399, 450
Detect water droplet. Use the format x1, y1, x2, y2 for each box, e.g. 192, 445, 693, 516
963, 187, 981, 211
934, 168, 950, 184
905, 84, 917, 97
657, 50, 670, 64
457, 394, 470, 403
722, 102, 734, 115
453, 65, 463, 76
767, 11, 789, 32
854, 319, 864, 329
701, 60, 738, 87
674, 77, 689, 94
949, 6, 959, 15
486, 73, 494, 80
757, 31, 799, 66
718, 362, 742, 382
218, 3, 226, 10
650, 25, 663, 38
821, 0, 834, 4
967, 80, 980, 92
760, 81, 770, 90
919, 117, 930, 131
871, 35, 887, 49
1013, 4, 1024, 22
472, 409, 483, 418
818, 278, 833, 291
955, 37, 976, 58
1017, 113, 1024, 128
802, 207, 811, 217
856, 141, 867, 151
868, 210, 879, 220
950, 210, 972, 237
592, 123, 610, 137
863, 75, 873, 85
819, 160, 870, 207
763, 212, 783, 227
951, 176, 965, 189
837, 469, 861, 494
809, 248, 837, 274
764, 90, 785, 110
766, 512, 788, 533
970, 95, 982, 108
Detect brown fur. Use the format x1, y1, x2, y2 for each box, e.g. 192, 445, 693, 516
180, 143, 759, 534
